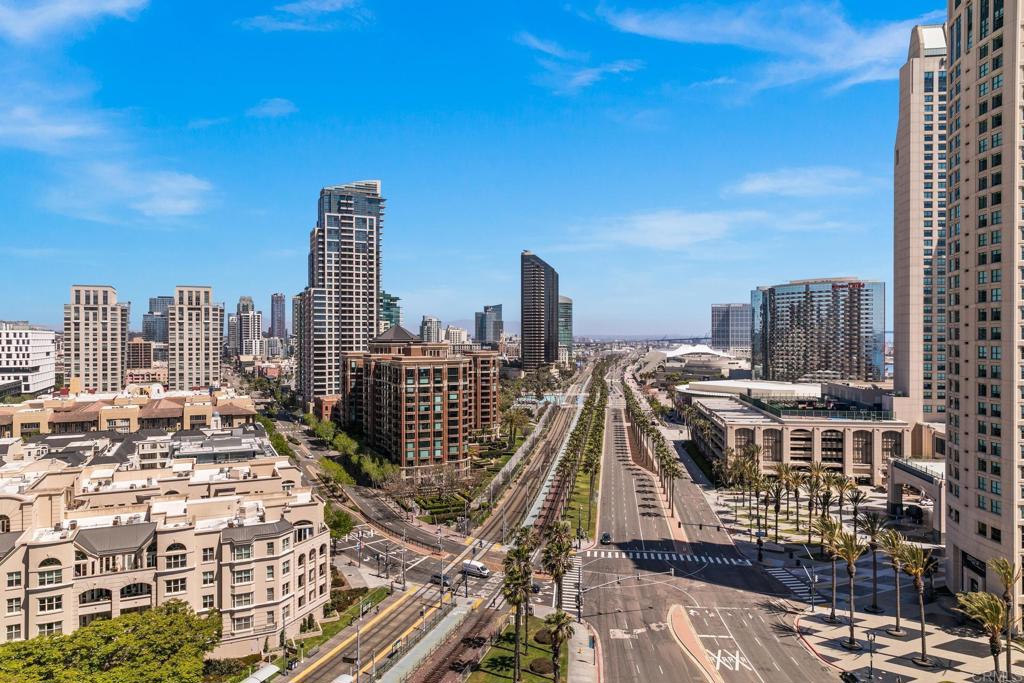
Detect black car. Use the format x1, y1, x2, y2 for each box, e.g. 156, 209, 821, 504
600, 532, 612, 545
430, 573, 452, 587
531, 581, 542, 594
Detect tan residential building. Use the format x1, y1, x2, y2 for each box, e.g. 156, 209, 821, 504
894, 24, 949, 444
63, 286, 130, 393
126, 337, 154, 370
0, 450, 329, 657
0, 388, 257, 439
168, 286, 224, 391
942, 1, 1020, 604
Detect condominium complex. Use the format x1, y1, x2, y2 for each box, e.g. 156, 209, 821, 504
941, 2, 1017, 603
751, 278, 885, 383
444, 326, 469, 344
0, 429, 328, 656
330, 326, 500, 481
0, 322, 56, 396
126, 337, 154, 370
295, 181, 384, 404
379, 291, 402, 333
238, 310, 264, 358
419, 316, 442, 343
710, 303, 753, 356
521, 251, 559, 372
167, 286, 223, 391
474, 304, 503, 346
895, 25, 949, 428
269, 293, 286, 339
558, 296, 573, 366
63, 285, 131, 393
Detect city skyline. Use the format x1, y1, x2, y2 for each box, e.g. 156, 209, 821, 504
0, 1, 944, 335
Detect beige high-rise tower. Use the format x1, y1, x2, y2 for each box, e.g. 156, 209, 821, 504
894, 25, 948, 451
168, 286, 224, 390
943, 0, 1016, 603
63, 285, 130, 392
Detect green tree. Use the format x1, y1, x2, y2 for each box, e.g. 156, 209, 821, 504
544, 610, 576, 683
900, 543, 934, 666
834, 531, 868, 650
0, 601, 221, 683
541, 523, 575, 609
955, 591, 1006, 680
989, 557, 1021, 682
877, 529, 907, 637
812, 515, 842, 624
858, 511, 889, 614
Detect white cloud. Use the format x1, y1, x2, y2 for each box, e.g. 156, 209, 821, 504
187, 116, 230, 130
241, 0, 364, 32
0, 0, 147, 43
537, 58, 643, 94
0, 104, 104, 152
515, 31, 586, 61
599, 2, 944, 92
517, 29, 642, 94
246, 97, 298, 118
730, 166, 881, 198
689, 76, 736, 88
46, 162, 213, 223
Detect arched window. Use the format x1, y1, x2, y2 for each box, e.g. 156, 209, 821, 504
39, 557, 61, 568
319, 543, 327, 558
297, 553, 306, 567
294, 522, 314, 543
790, 429, 813, 461
734, 428, 754, 450
762, 429, 782, 462
120, 583, 152, 599
0, 516, 10, 533
79, 588, 111, 605
821, 430, 844, 464
853, 430, 873, 465
882, 431, 903, 459
166, 543, 186, 552
165, 543, 187, 570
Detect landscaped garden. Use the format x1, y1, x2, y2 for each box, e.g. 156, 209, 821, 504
469, 616, 569, 683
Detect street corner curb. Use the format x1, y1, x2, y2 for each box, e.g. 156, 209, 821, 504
668, 604, 725, 683
792, 614, 846, 673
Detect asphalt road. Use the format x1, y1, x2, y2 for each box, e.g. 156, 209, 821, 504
585, 377, 707, 682
615, 375, 837, 683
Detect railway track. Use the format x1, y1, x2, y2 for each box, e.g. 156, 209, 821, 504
413, 607, 504, 683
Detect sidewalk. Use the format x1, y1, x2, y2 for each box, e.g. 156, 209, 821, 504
796, 606, 1000, 682
567, 617, 601, 683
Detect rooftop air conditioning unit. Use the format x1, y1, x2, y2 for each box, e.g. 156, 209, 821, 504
68, 520, 78, 530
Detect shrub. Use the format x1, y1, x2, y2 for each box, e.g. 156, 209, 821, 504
529, 657, 554, 675
533, 628, 552, 645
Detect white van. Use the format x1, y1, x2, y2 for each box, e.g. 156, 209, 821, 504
331, 676, 355, 683
462, 559, 490, 578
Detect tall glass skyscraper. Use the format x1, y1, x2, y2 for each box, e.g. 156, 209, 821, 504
751, 278, 885, 382
270, 292, 287, 339
295, 181, 384, 402
558, 296, 573, 363
474, 304, 503, 345
710, 303, 752, 355
142, 295, 173, 343
521, 251, 559, 372
380, 291, 402, 331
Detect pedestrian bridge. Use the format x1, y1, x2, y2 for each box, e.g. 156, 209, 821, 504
886, 458, 944, 543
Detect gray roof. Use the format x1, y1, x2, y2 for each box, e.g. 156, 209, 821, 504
220, 519, 292, 545
373, 325, 419, 343
75, 522, 156, 556
0, 532, 21, 561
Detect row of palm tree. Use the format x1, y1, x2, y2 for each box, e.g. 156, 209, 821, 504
954, 557, 1022, 681
621, 383, 687, 513
501, 522, 580, 682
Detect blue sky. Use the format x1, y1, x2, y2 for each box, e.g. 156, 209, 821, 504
0, 0, 944, 336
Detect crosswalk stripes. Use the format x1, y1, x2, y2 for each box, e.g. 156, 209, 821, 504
580, 550, 751, 566
765, 567, 812, 601
561, 556, 583, 611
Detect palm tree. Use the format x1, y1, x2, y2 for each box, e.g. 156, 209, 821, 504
767, 480, 784, 543
751, 474, 765, 534
775, 463, 795, 520
544, 610, 576, 683
542, 525, 575, 609
807, 461, 829, 486
812, 515, 842, 623
847, 489, 868, 536
815, 490, 834, 553
582, 452, 601, 534
859, 512, 888, 614
805, 479, 821, 544
956, 591, 1006, 680
791, 472, 807, 532
901, 543, 934, 667
832, 476, 854, 526
989, 557, 1021, 682
663, 460, 685, 516
877, 529, 907, 636
834, 531, 868, 650
502, 557, 530, 682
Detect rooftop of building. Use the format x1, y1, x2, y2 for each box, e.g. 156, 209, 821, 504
679, 379, 821, 397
